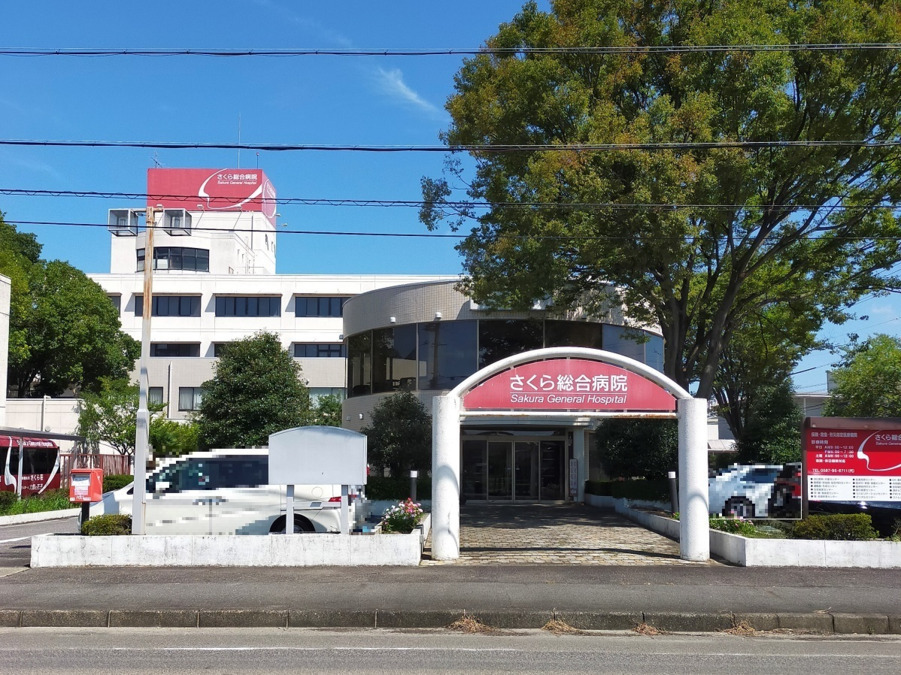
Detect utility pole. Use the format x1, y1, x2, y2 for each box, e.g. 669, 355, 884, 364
132, 205, 162, 535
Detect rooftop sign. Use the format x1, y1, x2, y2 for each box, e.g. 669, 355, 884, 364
462, 358, 676, 412
147, 168, 277, 225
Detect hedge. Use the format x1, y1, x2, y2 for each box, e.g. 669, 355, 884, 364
365, 476, 431, 501
790, 513, 878, 541
103, 474, 134, 493
81, 514, 132, 536
584, 478, 670, 502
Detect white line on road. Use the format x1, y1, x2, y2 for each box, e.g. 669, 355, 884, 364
0, 536, 31, 545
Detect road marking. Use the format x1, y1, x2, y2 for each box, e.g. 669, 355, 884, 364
0, 536, 31, 545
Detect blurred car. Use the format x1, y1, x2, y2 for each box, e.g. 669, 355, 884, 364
767, 462, 802, 518
90, 448, 364, 534
708, 464, 783, 518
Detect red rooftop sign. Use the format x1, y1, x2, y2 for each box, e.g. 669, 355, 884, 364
147, 168, 277, 225
462, 358, 676, 412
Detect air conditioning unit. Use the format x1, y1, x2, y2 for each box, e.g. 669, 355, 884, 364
163, 209, 192, 236
107, 209, 139, 236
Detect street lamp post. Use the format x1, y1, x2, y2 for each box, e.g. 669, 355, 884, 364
131, 205, 162, 535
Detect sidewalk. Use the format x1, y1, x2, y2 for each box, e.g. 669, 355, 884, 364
1, 504, 899, 634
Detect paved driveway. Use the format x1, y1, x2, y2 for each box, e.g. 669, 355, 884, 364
423, 503, 720, 566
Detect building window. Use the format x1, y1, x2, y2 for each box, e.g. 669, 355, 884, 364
295, 296, 348, 317
372, 325, 417, 393
148, 387, 164, 406
478, 319, 543, 369
137, 247, 209, 272
418, 320, 478, 391
545, 320, 603, 350
107, 295, 121, 313
213, 343, 232, 358
151, 343, 201, 357
215, 296, 281, 317
178, 387, 205, 411
347, 332, 372, 397
135, 295, 201, 317
293, 343, 346, 358
603, 325, 647, 363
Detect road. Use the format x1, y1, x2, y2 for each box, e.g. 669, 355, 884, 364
0, 516, 78, 570
0, 627, 899, 674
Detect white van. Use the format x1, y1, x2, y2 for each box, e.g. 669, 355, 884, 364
89, 448, 363, 534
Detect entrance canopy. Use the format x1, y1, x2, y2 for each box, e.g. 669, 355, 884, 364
432, 347, 709, 563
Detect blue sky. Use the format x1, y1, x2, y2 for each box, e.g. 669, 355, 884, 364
0, 0, 896, 394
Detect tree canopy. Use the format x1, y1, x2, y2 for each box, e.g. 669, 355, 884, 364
734, 379, 802, 464
595, 418, 678, 480
77, 378, 166, 457
421, 0, 901, 399
195, 331, 313, 449
362, 391, 432, 477
0, 214, 139, 396
824, 334, 901, 417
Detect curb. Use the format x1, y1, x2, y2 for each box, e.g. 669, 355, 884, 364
2, 609, 900, 634
0, 508, 79, 527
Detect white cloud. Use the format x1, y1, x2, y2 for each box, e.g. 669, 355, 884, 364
374, 67, 442, 118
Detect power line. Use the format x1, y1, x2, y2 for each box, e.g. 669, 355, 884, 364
3, 138, 900, 152
2, 44, 901, 57
9, 218, 901, 243
4, 187, 901, 213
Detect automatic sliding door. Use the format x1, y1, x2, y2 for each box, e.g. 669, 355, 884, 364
462, 440, 486, 501
539, 441, 565, 500
487, 442, 511, 500
514, 442, 539, 500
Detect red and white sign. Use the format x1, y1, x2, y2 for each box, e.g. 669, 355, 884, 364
147, 168, 277, 225
804, 425, 901, 502
462, 359, 676, 412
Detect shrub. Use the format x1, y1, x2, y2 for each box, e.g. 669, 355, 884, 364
81, 514, 132, 536
790, 514, 878, 541
709, 517, 759, 537
381, 498, 424, 533
0, 491, 18, 509
584, 478, 670, 502
366, 476, 431, 501
103, 474, 133, 492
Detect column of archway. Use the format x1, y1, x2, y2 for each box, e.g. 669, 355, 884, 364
431, 395, 461, 560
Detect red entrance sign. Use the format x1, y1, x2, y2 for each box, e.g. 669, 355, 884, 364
462, 359, 676, 412
804, 418, 901, 502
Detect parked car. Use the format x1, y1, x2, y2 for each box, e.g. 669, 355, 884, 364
708, 464, 784, 518
767, 462, 802, 518
89, 448, 364, 534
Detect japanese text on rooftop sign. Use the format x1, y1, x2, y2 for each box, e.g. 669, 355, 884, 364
463, 359, 676, 412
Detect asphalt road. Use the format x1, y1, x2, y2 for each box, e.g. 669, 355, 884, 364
0, 516, 78, 570
1, 628, 899, 674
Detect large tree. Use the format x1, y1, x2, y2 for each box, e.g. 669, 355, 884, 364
0, 215, 139, 397
195, 331, 313, 449
421, 0, 901, 399
76, 378, 167, 458
824, 333, 901, 417
361, 392, 432, 477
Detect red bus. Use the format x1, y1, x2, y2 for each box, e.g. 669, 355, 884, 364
0, 436, 62, 496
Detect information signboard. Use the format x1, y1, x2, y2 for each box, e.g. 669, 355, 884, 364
803, 417, 901, 503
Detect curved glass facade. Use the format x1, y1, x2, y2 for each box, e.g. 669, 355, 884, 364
346, 318, 663, 398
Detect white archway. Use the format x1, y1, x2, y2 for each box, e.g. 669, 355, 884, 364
431, 347, 709, 562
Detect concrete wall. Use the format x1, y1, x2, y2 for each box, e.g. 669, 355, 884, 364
32, 514, 431, 568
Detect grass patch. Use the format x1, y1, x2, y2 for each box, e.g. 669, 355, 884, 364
0, 489, 73, 517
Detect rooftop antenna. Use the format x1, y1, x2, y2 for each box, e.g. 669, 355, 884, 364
151, 152, 162, 168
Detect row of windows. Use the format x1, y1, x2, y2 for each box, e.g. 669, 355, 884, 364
149, 386, 205, 411
347, 319, 664, 397
124, 295, 349, 318
137, 247, 210, 272
147, 342, 344, 359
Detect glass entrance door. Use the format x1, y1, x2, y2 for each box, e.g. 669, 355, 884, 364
461, 435, 567, 501
487, 442, 511, 500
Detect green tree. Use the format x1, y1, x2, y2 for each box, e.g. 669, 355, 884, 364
734, 379, 802, 464
595, 419, 678, 480
421, 0, 901, 400
824, 334, 901, 417
361, 392, 432, 477
308, 394, 343, 427
76, 378, 165, 458
195, 331, 312, 449
149, 419, 200, 458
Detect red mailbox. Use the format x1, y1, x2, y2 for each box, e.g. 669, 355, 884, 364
69, 468, 104, 503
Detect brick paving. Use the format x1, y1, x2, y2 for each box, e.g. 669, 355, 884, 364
421, 503, 721, 566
